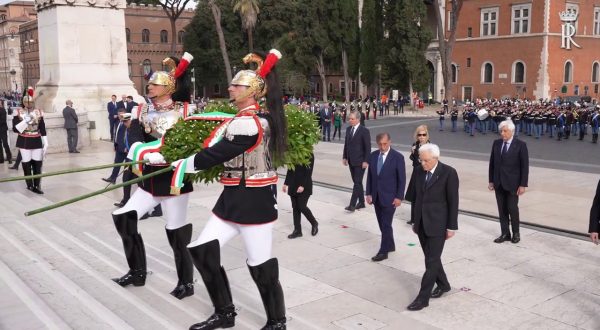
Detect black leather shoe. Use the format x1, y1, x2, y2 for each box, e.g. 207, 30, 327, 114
287, 231, 302, 239
494, 234, 511, 243
150, 209, 163, 217
388, 247, 395, 252
112, 269, 146, 287
355, 203, 366, 210
139, 213, 150, 220
189, 306, 237, 330
431, 286, 450, 298
9, 165, 18, 170
31, 187, 44, 195
407, 299, 429, 311
170, 283, 194, 300
406, 220, 414, 225
7, 158, 12, 164
102, 177, 116, 184
511, 233, 520, 244
114, 201, 126, 207
344, 205, 355, 212
311, 223, 319, 236
371, 253, 388, 262
261, 318, 287, 330
72, 150, 80, 153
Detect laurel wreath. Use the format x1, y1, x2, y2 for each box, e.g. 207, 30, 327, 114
161, 103, 319, 184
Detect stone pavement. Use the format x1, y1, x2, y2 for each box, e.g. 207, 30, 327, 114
0, 141, 599, 330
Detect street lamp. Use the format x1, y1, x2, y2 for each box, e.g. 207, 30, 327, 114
455, 64, 460, 103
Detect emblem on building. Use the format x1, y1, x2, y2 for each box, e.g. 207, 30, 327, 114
560, 9, 580, 50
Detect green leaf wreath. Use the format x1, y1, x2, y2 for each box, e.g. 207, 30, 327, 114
161, 103, 319, 184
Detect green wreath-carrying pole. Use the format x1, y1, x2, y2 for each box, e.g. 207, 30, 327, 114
25, 166, 175, 217
0, 160, 147, 183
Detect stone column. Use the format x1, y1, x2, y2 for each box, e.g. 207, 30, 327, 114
33, 0, 140, 152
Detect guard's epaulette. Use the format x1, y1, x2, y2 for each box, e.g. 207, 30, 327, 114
226, 115, 259, 137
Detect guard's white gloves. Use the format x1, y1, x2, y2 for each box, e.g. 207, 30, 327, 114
144, 152, 165, 164
42, 136, 48, 158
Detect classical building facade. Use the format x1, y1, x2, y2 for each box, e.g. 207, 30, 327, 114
1, 2, 193, 96
447, 0, 600, 102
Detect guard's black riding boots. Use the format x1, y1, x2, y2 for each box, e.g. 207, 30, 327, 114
22, 161, 33, 191
112, 210, 147, 286
31, 160, 44, 194
166, 223, 194, 299
248, 258, 287, 330
188, 239, 236, 330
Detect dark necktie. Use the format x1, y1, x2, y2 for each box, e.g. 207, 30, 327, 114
377, 153, 384, 175
424, 171, 432, 188
351, 126, 356, 138
501, 142, 508, 155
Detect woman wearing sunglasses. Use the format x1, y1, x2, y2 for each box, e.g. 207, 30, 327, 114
405, 125, 430, 225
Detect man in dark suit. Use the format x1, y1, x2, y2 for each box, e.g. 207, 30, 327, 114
320, 104, 332, 141
0, 104, 12, 163
125, 96, 138, 113
103, 108, 128, 184
366, 132, 405, 261
589, 179, 600, 245
116, 94, 127, 112
343, 110, 371, 212
488, 119, 529, 244
62, 100, 79, 153
408, 143, 458, 311
107, 94, 119, 141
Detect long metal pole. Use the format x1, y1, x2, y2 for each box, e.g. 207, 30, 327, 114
0, 160, 147, 183
25, 166, 174, 216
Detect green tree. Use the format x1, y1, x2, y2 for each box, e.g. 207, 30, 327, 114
434, 0, 463, 101
360, 0, 379, 94
329, 0, 359, 102
382, 0, 433, 102
232, 0, 260, 51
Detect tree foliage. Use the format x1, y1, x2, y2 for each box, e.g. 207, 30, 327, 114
359, 0, 379, 89
382, 0, 433, 92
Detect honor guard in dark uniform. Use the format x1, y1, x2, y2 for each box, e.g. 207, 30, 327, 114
111, 52, 196, 300
450, 107, 458, 132
174, 50, 288, 330
12, 87, 47, 194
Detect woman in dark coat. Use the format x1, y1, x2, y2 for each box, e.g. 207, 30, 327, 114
405, 125, 430, 225
284, 153, 319, 238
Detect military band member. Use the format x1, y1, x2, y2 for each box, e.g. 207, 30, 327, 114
450, 107, 458, 132
591, 108, 599, 144
12, 87, 47, 194
436, 107, 445, 131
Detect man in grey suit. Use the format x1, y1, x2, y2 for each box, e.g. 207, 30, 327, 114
62, 100, 79, 153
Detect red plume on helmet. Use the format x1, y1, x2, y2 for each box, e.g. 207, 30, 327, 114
258, 49, 282, 79
27, 86, 34, 97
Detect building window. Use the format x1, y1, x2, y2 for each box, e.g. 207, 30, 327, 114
513, 61, 525, 83
125, 28, 131, 43
213, 84, 220, 94
480, 7, 498, 37
592, 62, 600, 83
467, 27, 472, 37
512, 4, 531, 34
340, 81, 346, 95
128, 59, 132, 77
447, 11, 454, 31
594, 8, 600, 35
142, 29, 150, 43
466, 58, 471, 68
178, 30, 185, 44
564, 61, 573, 83
451, 64, 458, 83
142, 59, 152, 76
328, 82, 333, 93
351, 81, 356, 93
482, 62, 493, 83
160, 30, 168, 43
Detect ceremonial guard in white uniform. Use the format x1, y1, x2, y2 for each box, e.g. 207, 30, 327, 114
173, 49, 288, 330
12, 87, 48, 194
110, 52, 196, 300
